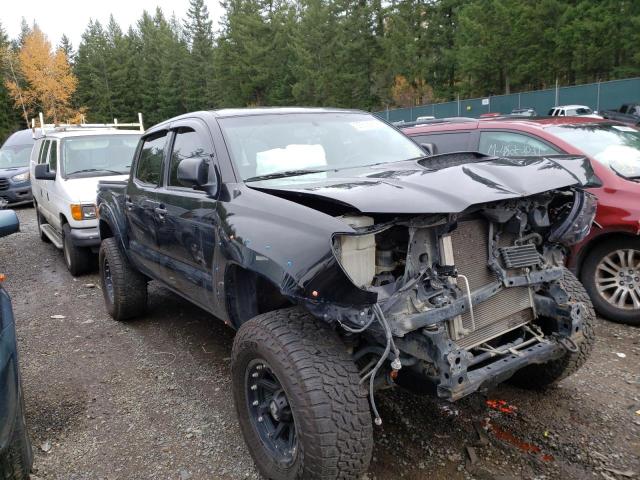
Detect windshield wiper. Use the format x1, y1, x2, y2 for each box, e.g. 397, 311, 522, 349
67, 168, 127, 176
245, 169, 325, 182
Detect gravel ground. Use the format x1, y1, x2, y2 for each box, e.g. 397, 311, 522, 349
2, 207, 639, 480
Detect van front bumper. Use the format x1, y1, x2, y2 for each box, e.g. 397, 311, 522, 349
70, 227, 101, 247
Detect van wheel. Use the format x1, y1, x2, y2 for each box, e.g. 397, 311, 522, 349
232, 307, 373, 479
581, 238, 640, 326
35, 206, 51, 243
99, 237, 147, 321
62, 223, 91, 276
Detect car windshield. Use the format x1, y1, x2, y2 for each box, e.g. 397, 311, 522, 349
218, 112, 425, 181
548, 124, 640, 178
0, 144, 33, 168
62, 134, 140, 177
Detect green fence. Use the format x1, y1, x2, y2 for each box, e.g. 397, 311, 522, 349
375, 77, 640, 122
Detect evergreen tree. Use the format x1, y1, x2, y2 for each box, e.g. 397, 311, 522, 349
183, 0, 215, 109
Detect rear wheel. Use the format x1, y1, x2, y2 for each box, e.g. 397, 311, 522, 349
510, 270, 595, 389
99, 237, 147, 321
62, 223, 92, 275
581, 238, 640, 326
232, 307, 373, 480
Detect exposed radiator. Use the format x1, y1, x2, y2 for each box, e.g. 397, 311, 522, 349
448, 219, 534, 350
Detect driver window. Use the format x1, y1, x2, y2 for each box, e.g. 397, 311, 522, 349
479, 131, 560, 157
49, 140, 58, 172
168, 127, 210, 188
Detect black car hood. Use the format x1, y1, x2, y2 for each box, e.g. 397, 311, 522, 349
247, 154, 598, 214
0, 166, 29, 179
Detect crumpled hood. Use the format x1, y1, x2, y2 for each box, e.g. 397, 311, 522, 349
247, 155, 598, 214
0, 166, 29, 180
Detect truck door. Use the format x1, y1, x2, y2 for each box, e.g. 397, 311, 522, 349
154, 120, 217, 310
126, 130, 168, 278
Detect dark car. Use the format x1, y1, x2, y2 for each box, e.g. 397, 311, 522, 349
0, 130, 34, 207
0, 209, 33, 478
97, 108, 597, 479
403, 116, 640, 325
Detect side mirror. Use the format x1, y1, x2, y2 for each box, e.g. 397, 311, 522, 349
0, 210, 19, 238
34, 163, 56, 180
420, 143, 437, 156
177, 157, 219, 197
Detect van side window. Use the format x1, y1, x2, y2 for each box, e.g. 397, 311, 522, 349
38, 140, 50, 164
135, 132, 167, 186
49, 141, 58, 172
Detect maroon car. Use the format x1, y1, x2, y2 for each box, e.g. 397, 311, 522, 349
403, 117, 640, 325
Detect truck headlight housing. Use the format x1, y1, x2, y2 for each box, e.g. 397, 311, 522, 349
71, 204, 97, 221
11, 172, 29, 183
548, 190, 597, 245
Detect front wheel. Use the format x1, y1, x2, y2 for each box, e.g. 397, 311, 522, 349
62, 223, 92, 275
580, 238, 640, 326
510, 270, 595, 389
231, 307, 373, 480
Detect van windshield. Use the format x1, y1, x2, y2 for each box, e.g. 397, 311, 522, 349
0, 144, 32, 168
62, 134, 140, 177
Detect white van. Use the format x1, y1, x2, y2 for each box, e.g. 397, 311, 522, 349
30, 126, 141, 275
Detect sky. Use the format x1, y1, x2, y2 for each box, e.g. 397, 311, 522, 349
3, 0, 222, 48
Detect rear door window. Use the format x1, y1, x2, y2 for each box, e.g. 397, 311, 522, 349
479, 131, 560, 157
135, 132, 167, 186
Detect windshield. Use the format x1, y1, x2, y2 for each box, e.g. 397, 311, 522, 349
218, 113, 425, 181
0, 144, 33, 168
548, 124, 640, 178
62, 134, 140, 177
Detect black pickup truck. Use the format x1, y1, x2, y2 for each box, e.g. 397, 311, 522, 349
601, 103, 640, 126
97, 108, 599, 480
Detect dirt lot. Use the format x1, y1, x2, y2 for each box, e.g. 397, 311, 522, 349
2, 207, 639, 480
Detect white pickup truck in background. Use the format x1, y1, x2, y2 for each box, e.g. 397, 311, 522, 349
30, 119, 142, 275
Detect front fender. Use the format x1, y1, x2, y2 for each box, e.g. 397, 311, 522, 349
218, 185, 376, 308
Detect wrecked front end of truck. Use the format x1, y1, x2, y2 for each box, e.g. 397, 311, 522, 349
262, 153, 600, 416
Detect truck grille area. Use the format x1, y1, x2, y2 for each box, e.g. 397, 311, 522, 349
0, 179, 9, 191
450, 219, 534, 349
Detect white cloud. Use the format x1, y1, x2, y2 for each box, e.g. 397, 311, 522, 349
3, 0, 222, 48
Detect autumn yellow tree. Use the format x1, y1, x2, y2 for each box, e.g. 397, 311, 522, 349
5, 27, 81, 123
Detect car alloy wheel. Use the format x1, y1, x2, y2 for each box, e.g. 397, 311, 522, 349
245, 359, 298, 466
594, 248, 640, 310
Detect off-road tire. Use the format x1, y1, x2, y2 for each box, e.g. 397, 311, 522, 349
62, 223, 92, 276
510, 269, 595, 389
580, 238, 640, 326
99, 237, 147, 321
0, 391, 33, 479
231, 307, 373, 480
35, 204, 50, 243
